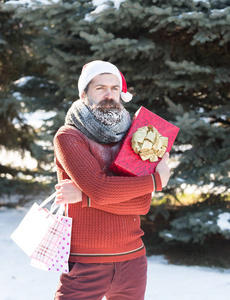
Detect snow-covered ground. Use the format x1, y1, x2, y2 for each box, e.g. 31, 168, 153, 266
1, 206, 230, 300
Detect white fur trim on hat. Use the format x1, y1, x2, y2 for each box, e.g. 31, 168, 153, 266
121, 91, 133, 102
78, 60, 133, 102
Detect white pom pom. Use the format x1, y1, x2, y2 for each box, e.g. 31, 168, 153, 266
121, 91, 133, 102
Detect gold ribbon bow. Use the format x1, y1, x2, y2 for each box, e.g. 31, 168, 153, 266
131, 125, 168, 162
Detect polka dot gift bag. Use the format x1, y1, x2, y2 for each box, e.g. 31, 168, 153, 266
47, 214, 72, 273
30, 203, 72, 273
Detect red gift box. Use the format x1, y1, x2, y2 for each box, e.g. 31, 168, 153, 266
110, 106, 180, 176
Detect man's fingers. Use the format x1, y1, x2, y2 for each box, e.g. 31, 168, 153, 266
55, 184, 61, 190
160, 152, 169, 163
55, 199, 64, 205
60, 179, 72, 183
55, 193, 64, 204
55, 179, 72, 189
55, 184, 63, 191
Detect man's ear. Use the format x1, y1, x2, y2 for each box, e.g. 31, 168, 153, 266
81, 91, 86, 102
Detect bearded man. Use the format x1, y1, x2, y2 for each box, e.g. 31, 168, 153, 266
53, 60, 170, 300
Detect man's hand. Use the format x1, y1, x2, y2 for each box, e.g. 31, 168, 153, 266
156, 152, 170, 188
55, 179, 82, 205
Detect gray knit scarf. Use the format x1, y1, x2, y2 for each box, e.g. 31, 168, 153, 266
65, 100, 131, 144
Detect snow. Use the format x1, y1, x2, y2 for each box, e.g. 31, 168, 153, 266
85, 0, 125, 21
93, 0, 125, 9
217, 213, 230, 231
3, 0, 60, 8
1, 206, 230, 300
22, 110, 56, 128
0, 146, 37, 170
4, 0, 125, 9
14, 76, 35, 87
164, 233, 174, 238
193, 0, 210, 4
210, 7, 230, 17
12, 92, 23, 101
176, 177, 186, 182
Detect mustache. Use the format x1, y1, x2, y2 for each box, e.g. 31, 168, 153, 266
92, 98, 123, 110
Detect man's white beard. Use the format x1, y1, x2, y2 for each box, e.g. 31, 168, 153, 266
92, 109, 123, 126
85, 96, 125, 126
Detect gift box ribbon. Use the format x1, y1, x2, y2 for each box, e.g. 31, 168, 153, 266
131, 125, 168, 162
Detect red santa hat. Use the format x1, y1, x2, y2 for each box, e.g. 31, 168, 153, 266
78, 60, 133, 102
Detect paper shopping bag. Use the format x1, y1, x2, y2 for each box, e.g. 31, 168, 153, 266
10, 193, 65, 256
30, 214, 72, 273
11, 206, 64, 258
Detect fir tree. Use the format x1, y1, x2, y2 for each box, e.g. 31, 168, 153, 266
78, 0, 230, 198
0, 5, 59, 195
0, 0, 229, 203
0, 0, 97, 196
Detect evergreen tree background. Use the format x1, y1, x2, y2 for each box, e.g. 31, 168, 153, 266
0, 5, 60, 196
0, 0, 229, 210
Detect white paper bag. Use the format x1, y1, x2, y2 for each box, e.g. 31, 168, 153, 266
11, 193, 72, 273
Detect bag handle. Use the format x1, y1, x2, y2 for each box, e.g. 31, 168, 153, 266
50, 202, 65, 216
39, 192, 57, 208
39, 192, 68, 217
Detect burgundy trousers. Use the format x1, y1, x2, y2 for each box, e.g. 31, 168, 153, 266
54, 255, 147, 300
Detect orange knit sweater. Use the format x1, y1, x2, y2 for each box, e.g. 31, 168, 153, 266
53, 125, 162, 263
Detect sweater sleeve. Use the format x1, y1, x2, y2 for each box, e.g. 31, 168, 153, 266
83, 193, 152, 215
54, 129, 161, 206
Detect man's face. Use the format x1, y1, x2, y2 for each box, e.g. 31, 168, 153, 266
81, 73, 125, 126
82, 73, 121, 106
